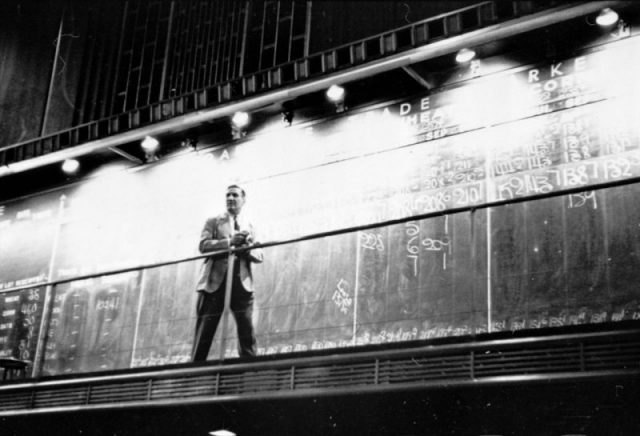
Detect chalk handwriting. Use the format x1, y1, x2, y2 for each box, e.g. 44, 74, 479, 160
332, 279, 352, 315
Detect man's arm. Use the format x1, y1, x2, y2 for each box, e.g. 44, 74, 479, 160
243, 222, 264, 263
198, 217, 230, 254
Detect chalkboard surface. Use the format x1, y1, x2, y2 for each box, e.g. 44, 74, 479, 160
489, 185, 640, 330
0, 192, 66, 364
130, 262, 199, 367
0, 287, 44, 361
43, 272, 141, 375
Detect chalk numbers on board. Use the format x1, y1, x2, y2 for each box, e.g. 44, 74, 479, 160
359, 231, 384, 251
19, 289, 41, 360
567, 190, 597, 209
406, 222, 420, 277
332, 278, 353, 315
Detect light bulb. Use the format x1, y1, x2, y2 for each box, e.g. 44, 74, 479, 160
455, 48, 476, 63
326, 84, 345, 102
596, 8, 618, 26
62, 159, 80, 174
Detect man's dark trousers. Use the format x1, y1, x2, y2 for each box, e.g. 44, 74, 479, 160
192, 270, 256, 361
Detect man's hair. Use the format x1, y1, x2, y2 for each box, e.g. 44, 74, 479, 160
227, 184, 246, 197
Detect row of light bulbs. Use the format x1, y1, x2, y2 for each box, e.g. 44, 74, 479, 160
61, 84, 347, 174
59, 7, 622, 175
453, 7, 621, 64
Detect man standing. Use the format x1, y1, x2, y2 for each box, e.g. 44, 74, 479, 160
192, 184, 263, 361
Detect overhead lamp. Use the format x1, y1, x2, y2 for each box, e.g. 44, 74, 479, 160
596, 7, 619, 26
141, 136, 160, 162
61, 158, 79, 175
278, 99, 296, 126
281, 100, 295, 126
231, 111, 250, 139
231, 111, 250, 129
326, 84, 345, 103
455, 47, 476, 63
282, 108, 294, 126
209, 430, 236, 436
326, 84, 346, 113
180, 137, 198, 150
141, 135, 159, 153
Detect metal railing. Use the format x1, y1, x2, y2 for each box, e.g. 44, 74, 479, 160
0, 325, 638, 415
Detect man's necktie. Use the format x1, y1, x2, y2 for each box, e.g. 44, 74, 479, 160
231, 217, 241, 268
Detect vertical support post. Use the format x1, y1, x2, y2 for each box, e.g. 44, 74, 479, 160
218, 252, 235, 361
32, 194, 66, 377
129, 269, 148, 367
40, 8, 65, 137
237, 0, 250, 77
109, 1, 130, 116
304, 1, 312, 57
219, 218, 237, 361
470, 208, 477, 333
482, 125, 495, 333
486, 207, 492, 332
158, 1, 175, 101
257, 1, 267, 70
352, 231, 361, 345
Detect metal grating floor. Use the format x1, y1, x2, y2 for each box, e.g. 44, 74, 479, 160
0, 327, 638, 415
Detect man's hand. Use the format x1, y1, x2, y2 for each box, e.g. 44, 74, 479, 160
231, 230, 250, 247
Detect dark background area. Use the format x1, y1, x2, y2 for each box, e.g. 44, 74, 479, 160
1, 378, 639, 436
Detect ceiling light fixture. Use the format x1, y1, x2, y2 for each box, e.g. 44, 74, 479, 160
140, 136, 160, 162
61, 158, 80, 174
283, 109, 294, 126
231, 112, 250, 139
231, 111, 250, 129
326, 84, 345, 103
140, 136, 159, 153
180, 137, 198, 150
209, 430, 236, 436
596, 7, 619, 26
455, 47, 476, 63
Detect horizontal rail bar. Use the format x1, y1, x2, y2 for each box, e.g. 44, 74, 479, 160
0, 331, 638, 416
5, 370, 639, 417
2, 326, 638, 392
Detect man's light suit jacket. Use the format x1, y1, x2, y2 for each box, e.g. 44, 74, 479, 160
195, 212, 264, 293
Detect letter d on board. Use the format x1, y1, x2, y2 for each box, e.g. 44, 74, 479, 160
400, 103, 411, 116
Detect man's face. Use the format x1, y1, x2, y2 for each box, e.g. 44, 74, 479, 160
226, 187, 245, 215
